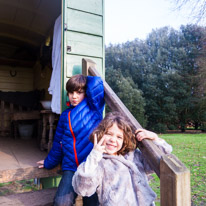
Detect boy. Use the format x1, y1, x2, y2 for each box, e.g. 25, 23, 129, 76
37, 74, 105, 206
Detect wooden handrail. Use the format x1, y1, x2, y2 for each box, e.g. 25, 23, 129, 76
82, 58, 191, 206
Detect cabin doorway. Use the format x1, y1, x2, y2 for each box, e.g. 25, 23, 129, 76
0, 0, 61, 138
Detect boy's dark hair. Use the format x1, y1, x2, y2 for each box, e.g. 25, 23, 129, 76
90, 112, 137, 155
66, 74, 87, 93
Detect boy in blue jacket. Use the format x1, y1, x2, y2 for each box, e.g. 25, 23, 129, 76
37, 74, 105, 206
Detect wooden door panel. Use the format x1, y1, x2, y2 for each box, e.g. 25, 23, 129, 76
66, 31, 103, 57
66, 8, 103, 35
67, 0, 103, 15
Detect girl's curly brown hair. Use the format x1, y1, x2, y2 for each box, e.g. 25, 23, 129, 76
90, 112, 137, 155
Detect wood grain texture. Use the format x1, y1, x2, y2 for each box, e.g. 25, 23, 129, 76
0, 138, 61, 183
0, 188, 83, 206
67, 0, 103, 15
160, 154, 191, 206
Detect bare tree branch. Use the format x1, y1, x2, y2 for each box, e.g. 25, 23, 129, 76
169, 0, 206, 23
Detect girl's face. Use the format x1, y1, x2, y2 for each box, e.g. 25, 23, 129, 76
103, 123, 124, 155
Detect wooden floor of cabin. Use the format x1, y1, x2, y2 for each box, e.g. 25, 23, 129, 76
0, 135, 62, 183
0, 137, 46, 173
0, 136, 83, 206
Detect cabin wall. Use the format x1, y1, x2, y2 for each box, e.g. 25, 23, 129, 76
0, 65, 34, 92
0, 62, 52, 135
33, 61, 52, 101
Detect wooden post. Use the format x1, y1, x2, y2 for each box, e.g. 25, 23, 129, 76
82, 58, 96, 76
82, 58, 191, 205
160, 154, 191, 206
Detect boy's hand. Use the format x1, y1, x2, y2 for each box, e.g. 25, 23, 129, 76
135, 129, 158, 142
37, 160, 44, 168
93, 134, 106, 154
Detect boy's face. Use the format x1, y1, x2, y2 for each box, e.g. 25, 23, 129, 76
68, 90, 85, 106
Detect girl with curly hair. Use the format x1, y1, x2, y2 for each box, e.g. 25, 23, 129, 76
72, 112, 172, 206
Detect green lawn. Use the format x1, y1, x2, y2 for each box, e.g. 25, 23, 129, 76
150, 133, 206, 206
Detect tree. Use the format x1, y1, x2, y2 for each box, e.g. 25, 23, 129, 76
105, 67, 147, 127
170, 0, 206, 23
105, 24, 206, 132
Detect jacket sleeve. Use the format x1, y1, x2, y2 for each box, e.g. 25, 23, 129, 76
135, 138, 172, 174
44, 113, 64, 169
86, 76, 105, 112
72, 149, 103, 197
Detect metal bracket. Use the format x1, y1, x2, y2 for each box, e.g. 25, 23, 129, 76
67, 46, 71, 52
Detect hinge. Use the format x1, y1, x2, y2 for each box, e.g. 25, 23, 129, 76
67, 46, 71, 52
64, 23, 68, 31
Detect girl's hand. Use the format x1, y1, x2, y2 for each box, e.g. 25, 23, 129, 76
93, 134, 106, 154
37, 160, 44, 168
135, 129, 158, 142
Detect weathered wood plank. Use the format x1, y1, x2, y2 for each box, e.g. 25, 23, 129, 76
0, 166, 61, 184
67, 0, 103, 15
0, 138, 61, 183
66, 9, 103, 35
160, 154, 191, 206
0, 188, 83, 206
66, 31, 103, 57
0, 188, 57, 206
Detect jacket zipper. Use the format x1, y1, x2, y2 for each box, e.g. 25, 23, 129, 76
68, 111, 79, 167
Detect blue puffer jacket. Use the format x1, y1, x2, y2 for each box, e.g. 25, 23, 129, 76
44, 76, 105, 171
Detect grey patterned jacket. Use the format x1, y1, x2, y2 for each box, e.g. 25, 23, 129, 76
72, 139, 172, 206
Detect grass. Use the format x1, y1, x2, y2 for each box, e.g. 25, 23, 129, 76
0, 179, 39, 196
149, 133, 206, 206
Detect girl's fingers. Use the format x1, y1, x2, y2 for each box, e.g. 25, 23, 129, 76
98, 135, 106, 146
94, 134, 97, 145
135, 129, 144, 134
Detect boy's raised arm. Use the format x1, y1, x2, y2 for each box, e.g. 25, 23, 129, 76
86, 76, 105, 112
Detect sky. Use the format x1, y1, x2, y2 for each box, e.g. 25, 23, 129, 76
105, 0, 195, 45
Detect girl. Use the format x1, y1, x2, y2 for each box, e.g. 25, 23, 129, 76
72, 112, 172, 206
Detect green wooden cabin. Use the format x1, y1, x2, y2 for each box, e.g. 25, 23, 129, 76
0, 0, 104, 204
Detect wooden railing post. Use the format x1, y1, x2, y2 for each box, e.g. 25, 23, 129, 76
82, 58, 191, 205
160, 154, 191, 206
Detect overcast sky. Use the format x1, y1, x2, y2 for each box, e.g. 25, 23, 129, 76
105, 0, 195, 45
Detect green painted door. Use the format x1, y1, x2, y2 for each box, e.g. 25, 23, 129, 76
61, 0, 105, 111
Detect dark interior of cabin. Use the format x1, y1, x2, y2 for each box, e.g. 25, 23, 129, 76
0, 0, 62, 185
0, 0, 61, 136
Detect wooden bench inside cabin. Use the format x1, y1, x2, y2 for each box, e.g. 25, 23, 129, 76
0, 90, 43, 138
11, 110, 41, 139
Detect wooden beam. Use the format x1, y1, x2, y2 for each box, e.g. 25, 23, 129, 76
82, 58, 96, 76
0, 188, 83, 206
0, 188, 57, 206
0, 166, 62, 184
160, 154, 191, 206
